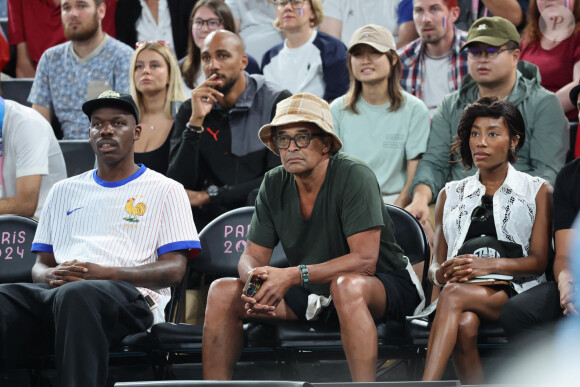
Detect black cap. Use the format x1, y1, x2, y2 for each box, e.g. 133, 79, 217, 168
570, 81, 580, 108
82, 90, 139, 123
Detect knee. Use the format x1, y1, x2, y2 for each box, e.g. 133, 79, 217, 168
205, 278, 244, 316
456, 313, 479, 350
438, 283, 466, 309
330, 274, 365, 309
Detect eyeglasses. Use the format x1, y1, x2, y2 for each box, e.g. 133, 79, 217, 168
273, 0, 305, 8
471, 194, 493, 222
466, 46, 510, 59
135, 40, 170, 49
273, 133, 324, 149
191, 18, 222, 30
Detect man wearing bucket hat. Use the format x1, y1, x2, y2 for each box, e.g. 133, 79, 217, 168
406, 16, 568, 230
0, 91, 200, 386
202, 93, 424, 382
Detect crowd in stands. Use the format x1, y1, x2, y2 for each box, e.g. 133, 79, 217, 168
0, 0, 579, 385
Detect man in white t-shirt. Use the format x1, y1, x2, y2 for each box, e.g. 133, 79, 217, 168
0, 91, 200, 387
0, 82, 67, 218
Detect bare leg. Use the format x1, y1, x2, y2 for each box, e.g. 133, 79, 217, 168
422, 283, 508, 381
331, 274, 387, 382
453, 311, 484, 384
202, 278, 297, 380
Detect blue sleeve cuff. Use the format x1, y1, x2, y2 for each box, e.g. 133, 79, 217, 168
31, 243, 53, 254
157, 240, 202, 257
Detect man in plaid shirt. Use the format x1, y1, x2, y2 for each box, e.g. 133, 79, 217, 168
397, 0, 468, 116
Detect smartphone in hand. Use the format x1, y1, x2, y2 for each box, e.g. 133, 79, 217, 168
243, 273, 264, 297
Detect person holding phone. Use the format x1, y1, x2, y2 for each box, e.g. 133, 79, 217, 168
201, 93, 424, 382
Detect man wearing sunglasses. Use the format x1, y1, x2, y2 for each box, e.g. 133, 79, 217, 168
406, 16, 568, 231
202, 93, 424, 382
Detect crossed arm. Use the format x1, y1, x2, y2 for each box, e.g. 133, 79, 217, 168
237, 228, 381, 315
31, 251, 188, 290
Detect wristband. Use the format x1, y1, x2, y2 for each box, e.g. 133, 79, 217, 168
429, 266, 444, 287
298, 264, 309, 288
186, 123, 204, 134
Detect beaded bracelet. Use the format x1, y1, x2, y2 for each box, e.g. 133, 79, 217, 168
299, 264, 309, 288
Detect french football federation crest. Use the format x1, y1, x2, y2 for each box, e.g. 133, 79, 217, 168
124, 197, 147, 223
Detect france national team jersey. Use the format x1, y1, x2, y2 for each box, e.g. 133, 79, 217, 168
32, 165, 201, 324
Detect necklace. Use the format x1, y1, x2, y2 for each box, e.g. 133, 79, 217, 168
149, 125, 155, 131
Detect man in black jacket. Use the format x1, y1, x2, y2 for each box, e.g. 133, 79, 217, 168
168, 30, 290, 229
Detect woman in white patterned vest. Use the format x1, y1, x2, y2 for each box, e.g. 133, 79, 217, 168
423, 96, 553, 383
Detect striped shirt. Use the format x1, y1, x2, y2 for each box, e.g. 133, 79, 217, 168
397, 27, 469, 102
32, 165, 200, 324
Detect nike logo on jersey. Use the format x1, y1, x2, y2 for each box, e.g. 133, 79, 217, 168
66, 207, 84, 216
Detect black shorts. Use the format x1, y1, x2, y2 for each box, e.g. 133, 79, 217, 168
283, 269, 421, 326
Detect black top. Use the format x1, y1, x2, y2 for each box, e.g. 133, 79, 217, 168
465, 194, 497, 240
554, 157, 580, 232
115, 0, 197, 59
134, 124, 174, 175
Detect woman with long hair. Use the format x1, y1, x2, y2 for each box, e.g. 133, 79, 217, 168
520, 0, 580, 120
180, 0, 260, 92
330, 24, 430, 206
423, 97, 553, 384
130, 41, 185, 174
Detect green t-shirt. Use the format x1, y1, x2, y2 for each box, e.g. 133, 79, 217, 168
330, 92, 430, 196
248, 152, 407, 296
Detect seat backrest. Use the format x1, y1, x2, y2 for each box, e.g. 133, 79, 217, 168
385, 204, 431, 300
191, 206, 287, 277
0, 215, 38, 283
1, 78, 34, 107
58, 140, 96, 177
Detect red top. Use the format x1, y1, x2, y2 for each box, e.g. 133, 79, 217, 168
520, 31, 580, 120
7, 0, 117, 67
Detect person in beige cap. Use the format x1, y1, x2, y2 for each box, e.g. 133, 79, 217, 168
330, 24, 430, 207
202, 92, 424, 382
406, 16, 568, 236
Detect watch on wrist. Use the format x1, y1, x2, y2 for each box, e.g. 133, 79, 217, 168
186, 123, 204, 134
206, 185, 219, 197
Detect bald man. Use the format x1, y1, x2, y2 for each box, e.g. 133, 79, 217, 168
168, 30, 291, 229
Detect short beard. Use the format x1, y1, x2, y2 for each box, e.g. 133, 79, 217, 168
64, 12, 100, 42
213, 73, 239, 95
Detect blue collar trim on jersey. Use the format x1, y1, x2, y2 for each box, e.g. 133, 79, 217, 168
93, 164, 147, 188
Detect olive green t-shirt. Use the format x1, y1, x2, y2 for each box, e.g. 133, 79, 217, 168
248, 152, 406, 296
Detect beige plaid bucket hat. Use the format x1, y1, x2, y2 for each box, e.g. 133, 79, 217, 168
258, 93, 343, 155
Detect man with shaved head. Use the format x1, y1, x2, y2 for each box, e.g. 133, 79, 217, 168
168, 30, 291, 229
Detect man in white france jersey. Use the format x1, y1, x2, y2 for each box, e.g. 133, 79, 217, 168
0, 90, 200, 387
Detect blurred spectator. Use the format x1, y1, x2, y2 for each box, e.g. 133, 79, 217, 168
225, 0, 284, 62
130, 41, 185, 175
0, 24, 8, 72
168, 30, 290, 230
7, 0, 117, 78
520, 0, 580, 120
456, 0, 529, 31
0, 82, 67, 218
406, 17, 568, 229
320, 0, 418, 48
180, 0, 261, 94
262, 0, 349, 101
28, 0, 133, 139
500, 83, 580, 342
115, 0, 196, 59
331, 25, 430, 206
398, 0, 468, 117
